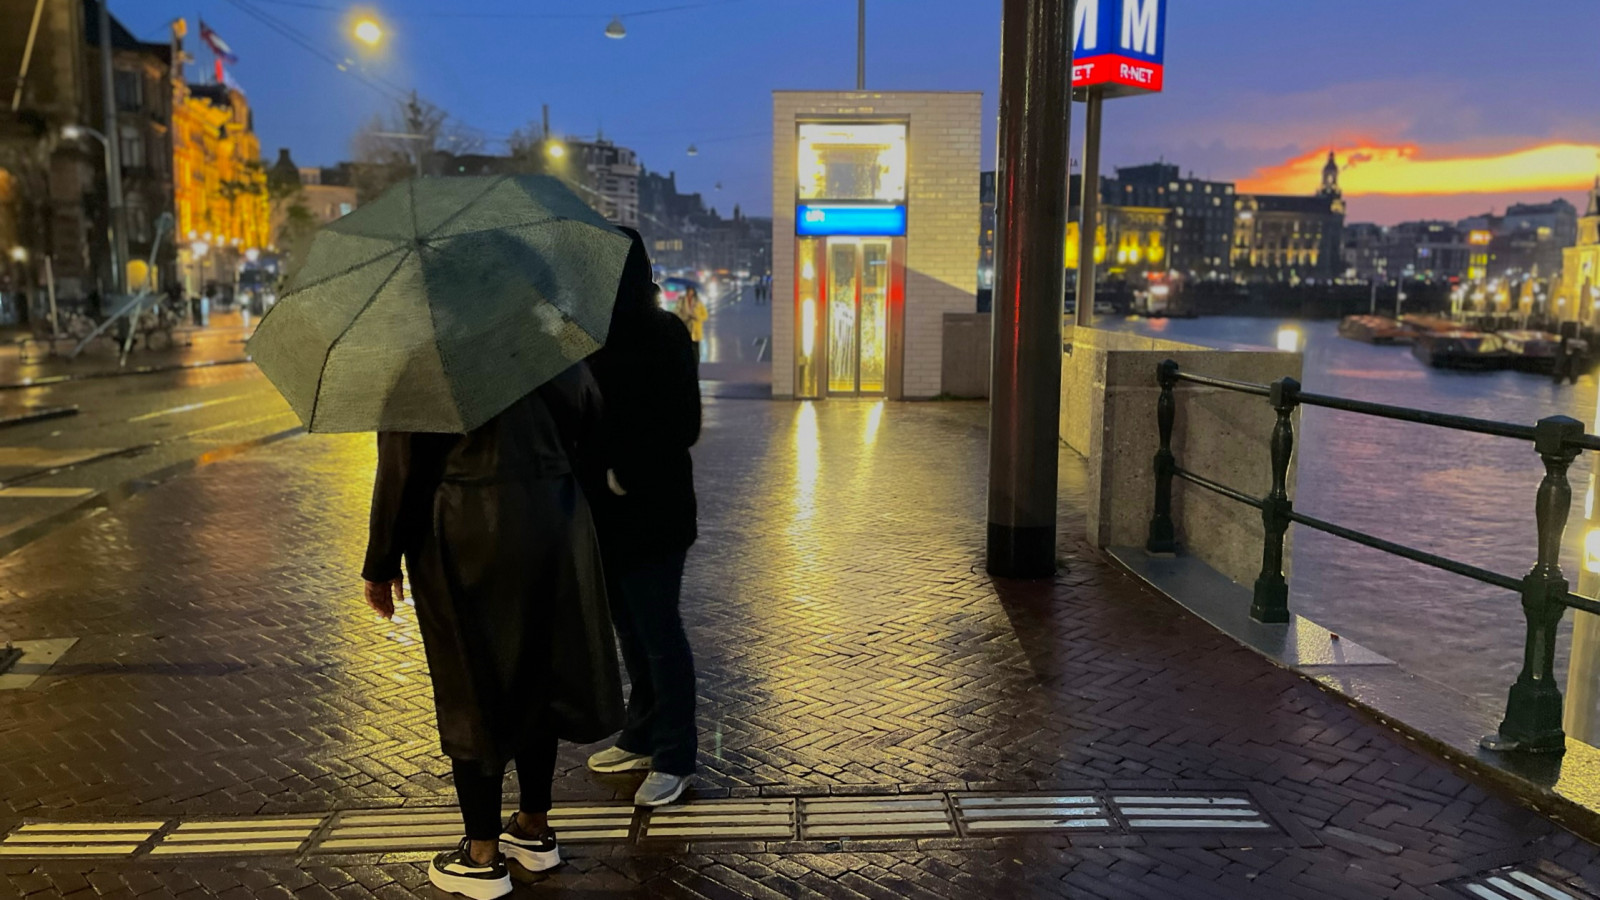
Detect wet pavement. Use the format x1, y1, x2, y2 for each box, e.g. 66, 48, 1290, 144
0, 387, 1597, 897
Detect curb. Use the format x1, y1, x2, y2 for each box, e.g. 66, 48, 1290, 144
0, 358, 252, 391
0, 425, 305, 562
0, 406, 77, 428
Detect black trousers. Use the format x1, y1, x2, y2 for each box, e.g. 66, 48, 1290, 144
452, 733, 559, 841
608, 550, 697, 775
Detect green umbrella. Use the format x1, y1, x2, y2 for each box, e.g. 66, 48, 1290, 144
248, 175, 631, 433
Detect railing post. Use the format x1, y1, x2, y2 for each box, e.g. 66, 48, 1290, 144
1484, 415, 1584, 754
1147, 360, 1180, 554
1251, 376, 1300, 624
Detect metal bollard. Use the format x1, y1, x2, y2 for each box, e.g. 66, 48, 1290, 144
1484, 415, 1584, 754
1147, 359, 1179, 554
1251, 376, 1300, 624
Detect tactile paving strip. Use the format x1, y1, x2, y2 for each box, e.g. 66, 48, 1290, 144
954, 795, 1112, 833
1457, 867, 1593, 900
1111, 794, 1273, 830
801, 795, 954, 839
149, 816, 322, 856
0, 821, 164, 856
642, 798, 794, 840
316, 804, 634, 854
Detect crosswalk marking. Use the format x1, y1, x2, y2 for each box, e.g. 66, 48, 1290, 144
0, 486, 95, 498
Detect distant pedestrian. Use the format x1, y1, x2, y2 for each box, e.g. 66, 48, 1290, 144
677, 285, 709, 360
584, 227, 703, 808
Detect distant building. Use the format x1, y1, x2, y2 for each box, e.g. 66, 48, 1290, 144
1068, 175, 1169, 281
1106, 163, 1235, 278
1232, 152, 1346, 283
561, 138, 639, 228
0, 0, 176, 302
264, 148, 357, 254
1343, 220, 1472, 283
172, 74, 269, 297
637, 169, 769, 277
1555, 181, 1600, 324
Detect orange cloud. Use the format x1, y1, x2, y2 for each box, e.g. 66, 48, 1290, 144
1239, 143, 1600, 197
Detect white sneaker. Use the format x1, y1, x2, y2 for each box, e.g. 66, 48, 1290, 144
634, 771, 690, 807
499, 815, 561, 874
586, 745, 652, 774
429, 838, 512, 899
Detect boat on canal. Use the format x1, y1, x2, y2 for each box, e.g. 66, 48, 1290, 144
1410, 331, 1510, 371
1497, 330, 1566, 374
1338, 315, 1411, 344
1398, 314, 1460, 337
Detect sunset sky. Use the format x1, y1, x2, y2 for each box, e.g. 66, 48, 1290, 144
129, 0, 1600, 225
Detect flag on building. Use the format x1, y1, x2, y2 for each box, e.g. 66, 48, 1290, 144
198, 21, 239, 64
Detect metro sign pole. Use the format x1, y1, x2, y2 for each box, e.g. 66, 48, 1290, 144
1072, 0, 1167, 327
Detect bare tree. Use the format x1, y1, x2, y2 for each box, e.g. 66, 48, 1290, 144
351, 94, 483, 201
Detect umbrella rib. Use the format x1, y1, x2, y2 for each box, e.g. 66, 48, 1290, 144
418, 215, 585, 244
306, 247, 415, 432
277, 245, 411, 296
418, 175, 515, 241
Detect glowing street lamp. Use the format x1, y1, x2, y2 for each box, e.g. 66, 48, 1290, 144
9, 247, 26, 263
546, 140, 567, 160
354, 18, 383, 46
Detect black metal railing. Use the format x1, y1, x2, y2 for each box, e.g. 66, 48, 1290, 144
1148, 358, 1600, 755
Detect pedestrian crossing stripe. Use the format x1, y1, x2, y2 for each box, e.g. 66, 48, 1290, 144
1458, 867, 1589, 900
0, 487, 95, 498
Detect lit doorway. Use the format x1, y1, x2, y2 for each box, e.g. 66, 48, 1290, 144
825, 237, 891, 395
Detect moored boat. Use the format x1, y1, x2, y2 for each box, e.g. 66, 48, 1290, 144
1497, 330, 1563, 374
1398, 314, 1460, 337
1411, 331, 1510, 371
1338, 315, 1411, 344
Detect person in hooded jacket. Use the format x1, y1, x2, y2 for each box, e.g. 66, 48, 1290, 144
583, 227, 703, 807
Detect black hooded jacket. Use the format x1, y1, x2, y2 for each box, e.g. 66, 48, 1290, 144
584, 228, 702, 561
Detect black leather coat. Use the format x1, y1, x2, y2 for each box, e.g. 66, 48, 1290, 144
363, 364, 624, 766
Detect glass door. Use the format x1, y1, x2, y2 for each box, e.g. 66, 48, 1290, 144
823, 238, 892, 396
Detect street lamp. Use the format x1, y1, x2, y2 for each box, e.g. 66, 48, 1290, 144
353, 18, 382, 46
546, 140, 567, 160
605, 17, 626, 39
61, 123, 126, 295
8, 247, 26, 264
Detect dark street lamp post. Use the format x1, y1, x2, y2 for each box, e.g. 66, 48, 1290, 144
986, 0, 1071, 578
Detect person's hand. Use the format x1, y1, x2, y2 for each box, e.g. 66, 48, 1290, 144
606, 469, 627, 496
364, 577, 403, 620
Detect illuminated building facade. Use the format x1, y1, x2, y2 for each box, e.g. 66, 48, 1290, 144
1232, 152, 1346, 284
172, 58, 269, 295
1105, 163, 1233, 278
1065, 203, 1169, 280
1555, 181, 1600, 323
772, 91, 980, 401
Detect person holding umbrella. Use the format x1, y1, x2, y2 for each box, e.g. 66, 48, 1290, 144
583, 228, 703, 808
249, 176, 631, 900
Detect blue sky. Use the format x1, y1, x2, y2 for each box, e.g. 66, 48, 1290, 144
128, 0, 1600, 224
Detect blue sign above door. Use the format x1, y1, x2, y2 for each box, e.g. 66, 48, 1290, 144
796, 205, 908, 237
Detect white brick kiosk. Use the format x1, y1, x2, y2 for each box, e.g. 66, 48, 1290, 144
772, 91, 981, 400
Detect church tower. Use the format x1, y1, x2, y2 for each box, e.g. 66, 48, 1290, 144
1319, 151, 1341, 198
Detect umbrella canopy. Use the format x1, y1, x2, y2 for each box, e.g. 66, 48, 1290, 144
248, 175, 631, 433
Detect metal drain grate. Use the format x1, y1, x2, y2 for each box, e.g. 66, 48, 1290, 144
1459, 867, 1592, 900
150, 816, 321, 856
800, 795, 954, 839
954, 795, 1112, 833
642, 799, 794, 840
1111, 794, 1273, 830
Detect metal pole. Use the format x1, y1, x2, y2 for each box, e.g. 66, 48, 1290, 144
44, 254, 57, 340
1369, 277, 1377, 316
96, 0, 127, 295
408, 91, 425, 178
856, 0, 866, 90
986, 0, 1070, 579
1074, 90, 1103, 328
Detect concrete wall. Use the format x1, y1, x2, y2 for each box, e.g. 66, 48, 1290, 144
1063, 327, 1302, 586
772, 91, 982, 399
941, 313, 990, 398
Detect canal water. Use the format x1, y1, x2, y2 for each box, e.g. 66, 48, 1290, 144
1099, 316, 1598, 705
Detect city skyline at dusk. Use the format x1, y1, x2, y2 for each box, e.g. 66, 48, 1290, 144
124, 0, 1600, 224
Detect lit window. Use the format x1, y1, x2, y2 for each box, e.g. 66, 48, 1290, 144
797, 123, 908, 203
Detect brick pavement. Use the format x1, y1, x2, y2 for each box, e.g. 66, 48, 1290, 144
0, 395, 1596, 897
